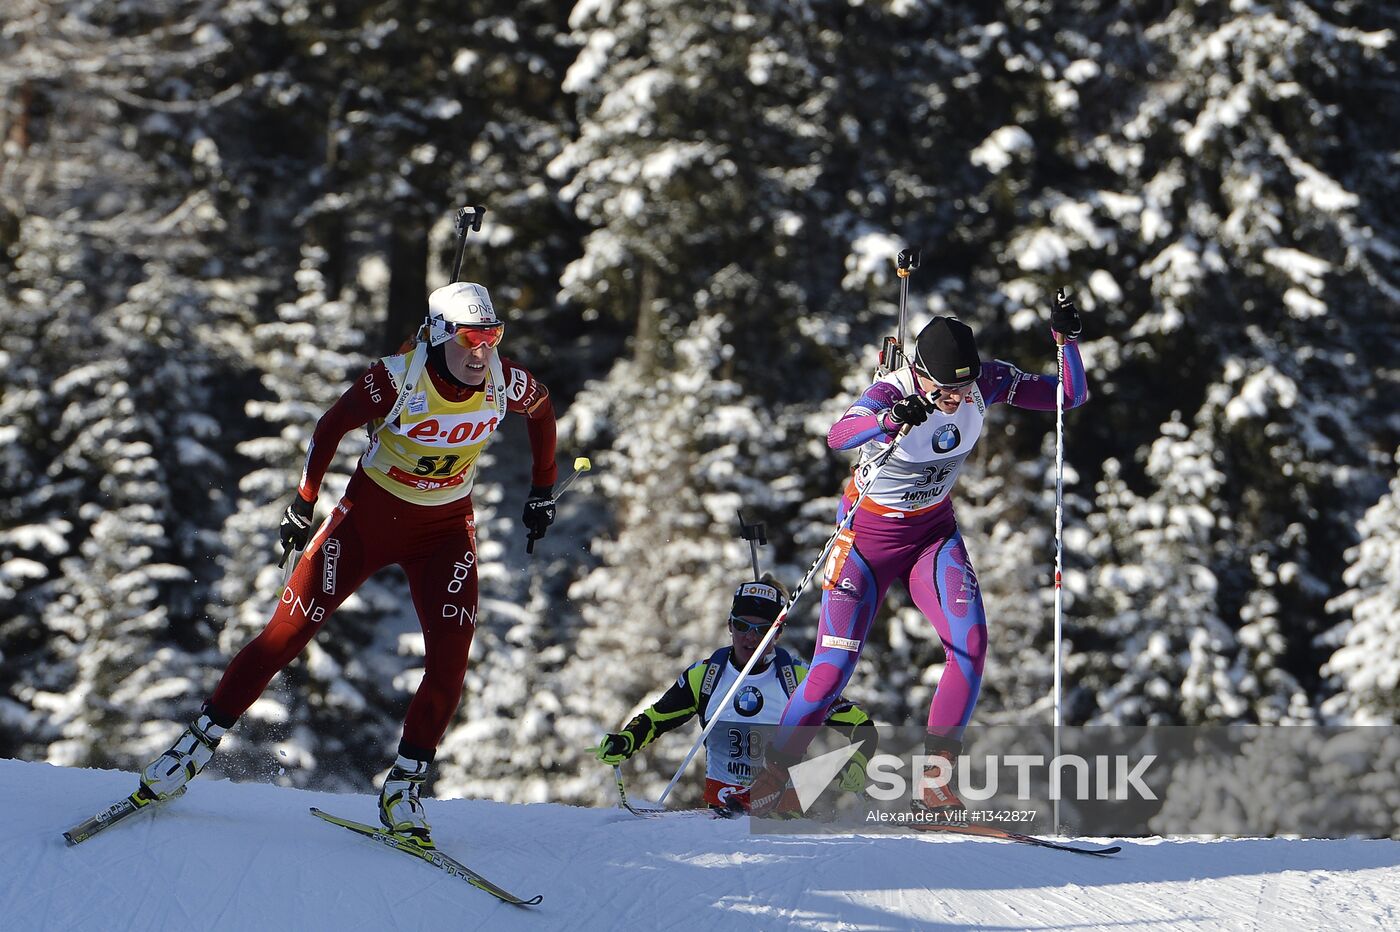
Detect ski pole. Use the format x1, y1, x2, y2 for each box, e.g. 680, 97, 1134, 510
527, 456, 592, 555
554, 456, 592, 501
610, 765, 667, 817
656, 427, 913, 806
278, 544, 297, 584
1052, 286, 1068, 835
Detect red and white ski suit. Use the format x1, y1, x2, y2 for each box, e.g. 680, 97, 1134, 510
208, 347, 556, 752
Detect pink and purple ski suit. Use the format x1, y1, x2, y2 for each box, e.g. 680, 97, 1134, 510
774, 341, 1089, 756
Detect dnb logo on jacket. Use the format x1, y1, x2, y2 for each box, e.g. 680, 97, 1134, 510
933, 423, 961, 453
734, 686, 764, 717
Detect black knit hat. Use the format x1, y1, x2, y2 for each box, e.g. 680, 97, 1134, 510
913, 317, 981, 386
731, 581, 784, 621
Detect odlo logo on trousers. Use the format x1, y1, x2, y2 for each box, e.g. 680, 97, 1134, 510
442, 549, 477, 627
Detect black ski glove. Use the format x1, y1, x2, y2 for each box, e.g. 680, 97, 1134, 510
278, 493, 315, 566
1051, 288, 1082, 341
889, 395, 932, 429
522, 485, 556, 550
593, 732, 635, 765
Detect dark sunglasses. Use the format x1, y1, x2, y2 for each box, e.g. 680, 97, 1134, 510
729, 615, 777, 634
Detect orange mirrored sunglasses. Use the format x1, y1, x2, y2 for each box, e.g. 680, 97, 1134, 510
448, 323, 504, 348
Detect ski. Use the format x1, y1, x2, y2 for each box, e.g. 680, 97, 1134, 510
914, 820, 1120, 857
63, 786, 187, 846
308, 807, 542, 907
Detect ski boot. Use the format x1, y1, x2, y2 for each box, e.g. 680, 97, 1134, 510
912, 733, 967, 824
139, 709, 227, 801
379, 753, 433, 847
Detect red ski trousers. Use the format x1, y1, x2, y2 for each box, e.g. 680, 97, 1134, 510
209, 468, 479, 751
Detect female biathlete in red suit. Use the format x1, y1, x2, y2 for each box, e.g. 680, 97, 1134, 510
138, 282, 558, 841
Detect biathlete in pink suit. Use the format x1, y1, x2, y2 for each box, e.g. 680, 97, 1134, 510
137, 282, 558, 842
751, 294, 1088, 818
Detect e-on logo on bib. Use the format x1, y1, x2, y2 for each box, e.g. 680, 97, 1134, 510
933, 423, 961, 453
734, 686, 764, 717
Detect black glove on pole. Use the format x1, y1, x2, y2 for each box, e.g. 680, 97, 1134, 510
278, 493, 315, 567
890, 394, 932, 429
1051, 288, 1082, 341
523, 485, 556, 554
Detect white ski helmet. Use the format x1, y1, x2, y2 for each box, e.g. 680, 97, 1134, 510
426, 282, 502, 346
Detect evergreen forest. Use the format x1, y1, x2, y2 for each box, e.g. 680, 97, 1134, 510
2, 0, 1397, 809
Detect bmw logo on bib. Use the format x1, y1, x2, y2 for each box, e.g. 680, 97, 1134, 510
933, 423, 961, 453
735, 686, 764, 717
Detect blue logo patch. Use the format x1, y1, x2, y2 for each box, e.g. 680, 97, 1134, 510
933, 424, 961, 453
735, 686, 764, 717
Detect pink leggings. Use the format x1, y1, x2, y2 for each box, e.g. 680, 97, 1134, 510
775, 498, 987, 758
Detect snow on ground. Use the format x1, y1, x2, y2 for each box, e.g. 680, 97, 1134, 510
2, 757, 1398, 931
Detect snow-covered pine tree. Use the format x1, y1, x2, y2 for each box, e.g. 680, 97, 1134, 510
1321, 449, 1400, 723
5, 0, 1399, 797
0, 0, 272, 766
991, 1, 1399, 723
1079, 421, 1308, 723
259, 0, 579, 350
